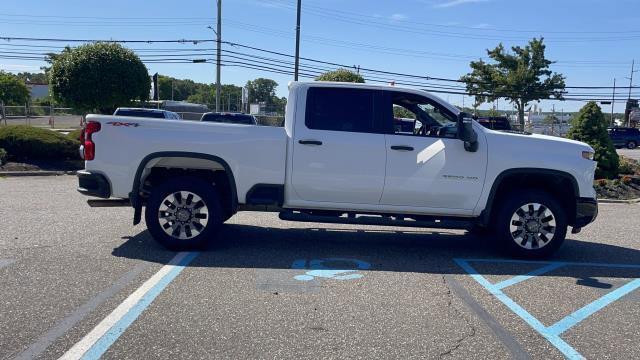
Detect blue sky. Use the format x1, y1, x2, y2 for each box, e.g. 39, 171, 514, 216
0, 0, 638, 112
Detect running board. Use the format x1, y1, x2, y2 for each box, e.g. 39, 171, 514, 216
278, 211, 474, 230
87, 199, 131, 207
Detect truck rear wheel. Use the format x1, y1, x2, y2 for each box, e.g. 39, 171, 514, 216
495, 190, 567, 259
145, 176, 223, 250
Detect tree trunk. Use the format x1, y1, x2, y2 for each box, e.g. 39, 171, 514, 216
517, 102, 525, 131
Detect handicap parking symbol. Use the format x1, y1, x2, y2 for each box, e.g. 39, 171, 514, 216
291, 258, 371, 281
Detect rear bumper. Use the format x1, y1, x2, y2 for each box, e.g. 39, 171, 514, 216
77, 170, 111, 198
573, 197, 598, 228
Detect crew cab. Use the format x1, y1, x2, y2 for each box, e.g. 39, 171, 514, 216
77, 82, 598, 258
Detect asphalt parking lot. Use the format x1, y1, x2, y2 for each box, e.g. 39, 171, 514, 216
1, 175, 639, 360
618, 148, 640, 161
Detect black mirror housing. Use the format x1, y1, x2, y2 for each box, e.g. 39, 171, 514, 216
458, 112, 479, 152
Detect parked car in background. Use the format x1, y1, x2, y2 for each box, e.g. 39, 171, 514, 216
200, 112, 258, 125
607, 127, 640, 149
113, 108, 181, 120
477, 117, 512, 131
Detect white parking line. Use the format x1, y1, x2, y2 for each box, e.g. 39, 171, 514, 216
59, 252, 198, 360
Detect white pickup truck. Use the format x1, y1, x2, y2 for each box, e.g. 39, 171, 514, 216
77, 81, 598, 258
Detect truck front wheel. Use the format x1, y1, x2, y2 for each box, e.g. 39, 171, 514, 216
495, 190, 568, 259
145, 176, 223, 250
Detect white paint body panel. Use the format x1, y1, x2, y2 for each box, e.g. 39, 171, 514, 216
85, 116, 287, 201
85, 81, 596, 219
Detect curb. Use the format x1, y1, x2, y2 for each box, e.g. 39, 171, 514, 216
0, 170, 76, 177
597, 198, 640, 204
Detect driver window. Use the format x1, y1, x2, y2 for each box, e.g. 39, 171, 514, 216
389, 92, 457, 138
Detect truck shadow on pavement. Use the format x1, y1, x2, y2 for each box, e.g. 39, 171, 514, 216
112, 223, 640, 281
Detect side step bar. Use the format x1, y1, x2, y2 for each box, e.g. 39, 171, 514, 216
87, 199, 131, 207
279, 211, 473, 230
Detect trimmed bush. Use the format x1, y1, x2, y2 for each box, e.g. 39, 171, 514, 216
622, 175, 633, 185
0, 125, 80, 160
66, 128, 82, 142
0, 148, 7, 165
567, 102, 619, 179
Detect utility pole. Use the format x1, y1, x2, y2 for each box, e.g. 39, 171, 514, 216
611, 78, 616, 126
628, 60, 635, 100
216, 0, 222, 112
294, 0, 301, 81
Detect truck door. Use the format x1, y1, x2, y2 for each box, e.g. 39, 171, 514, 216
291, 86, 386, 204
379, 90, 487, 210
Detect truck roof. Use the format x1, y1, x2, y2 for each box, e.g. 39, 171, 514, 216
289, 81, 460, 115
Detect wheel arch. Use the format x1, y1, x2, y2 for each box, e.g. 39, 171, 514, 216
130, 151, 238, 225
479, 168, 579, 227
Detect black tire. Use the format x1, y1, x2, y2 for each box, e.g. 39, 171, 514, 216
145, 176, 223, 250
495, 190, 567, 259
627, 141, 637, 149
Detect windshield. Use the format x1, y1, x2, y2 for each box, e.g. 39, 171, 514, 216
115, 109, 165, 118
201, 113, 256, 124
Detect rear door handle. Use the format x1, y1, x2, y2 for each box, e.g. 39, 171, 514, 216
299, 139, 323, 146
390, 145, 414, 151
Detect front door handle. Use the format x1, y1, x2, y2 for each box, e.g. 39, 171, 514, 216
390, 145, 414, 151
299, 139, 323, 146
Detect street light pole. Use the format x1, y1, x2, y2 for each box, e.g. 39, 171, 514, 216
611, 78, 616, 126
216, 0, 222, 112
294, 0, 301, 81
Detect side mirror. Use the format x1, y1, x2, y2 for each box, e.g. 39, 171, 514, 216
458, 112, 479, 152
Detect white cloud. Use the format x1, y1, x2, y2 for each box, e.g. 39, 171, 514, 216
389, 13, 408, 21
434, 0, 489, 8
472, 23, 491, 28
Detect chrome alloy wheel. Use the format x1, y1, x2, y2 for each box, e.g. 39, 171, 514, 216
158, 191, 209, 240
509, 203, 556, 250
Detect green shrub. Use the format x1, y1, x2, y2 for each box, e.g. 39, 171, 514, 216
567, 102, 619, 179
0, 148, 7, 165
0, 125, 80, 160
66, 128, 82, 142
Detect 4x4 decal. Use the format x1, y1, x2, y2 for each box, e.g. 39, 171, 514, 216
106, 121, 139, 127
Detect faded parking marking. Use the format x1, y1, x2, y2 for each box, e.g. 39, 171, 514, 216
0, 259, 16, 269
60, 252, 199, 360
292, 258, 371, 281
455, 258, 640, 360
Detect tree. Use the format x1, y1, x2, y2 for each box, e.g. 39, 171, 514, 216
15, 72, 48, 84
245, 78, 278, 104
567, 102, 619, 179
315, 68, 365, 83
460, 38, 565, 128
393, 106, 415, 119
49, 43, 150, 114
0, 71, 30, 106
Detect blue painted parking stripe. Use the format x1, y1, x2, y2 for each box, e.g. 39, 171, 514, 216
80, 252, 199, 360
60, 252, 199, 360
493, 262, 567, 290
462, 258, 640, 269
548, 278, 640, 336
454, 259, 584, 360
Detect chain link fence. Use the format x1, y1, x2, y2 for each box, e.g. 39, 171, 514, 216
0, 104, 84, 129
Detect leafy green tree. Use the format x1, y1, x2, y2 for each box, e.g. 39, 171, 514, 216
0, 71, 30, 106
245, 78, 278, 104
315, 68, 365, 83
393, 106, 415, 119
567, 102, 619, 179
15, 72, 48, 84
49, 43, 150, 114
461, 38, 565, 128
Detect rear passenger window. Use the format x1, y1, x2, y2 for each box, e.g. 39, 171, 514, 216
305, 87, 374, 133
